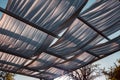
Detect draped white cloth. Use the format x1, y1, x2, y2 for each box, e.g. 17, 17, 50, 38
0, 0, 120, 79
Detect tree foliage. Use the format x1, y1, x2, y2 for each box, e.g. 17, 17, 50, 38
67, 64, 101, 80
0, 71, 14, 80
102, 59, 120, 80
5, 73, 14, 80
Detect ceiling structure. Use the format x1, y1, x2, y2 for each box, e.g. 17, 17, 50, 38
0, 0, 120, 80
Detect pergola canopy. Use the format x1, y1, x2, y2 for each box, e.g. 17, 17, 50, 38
0, 0, 120, 80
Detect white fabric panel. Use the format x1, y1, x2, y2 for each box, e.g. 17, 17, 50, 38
28, 52, 60, 69
0, 14, 53, 57
48, 18, 103, 57
80, 0, 120, 36
0, 0, 120, 79
89, 36, 120, 55
7, 0, 86, 34
56, 52, 94, 70
0, 52, 28, 65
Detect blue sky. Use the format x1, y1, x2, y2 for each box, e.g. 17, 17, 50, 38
0, 0, 120, 80
0, 0, 8, 19
94, 52, 120, 80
